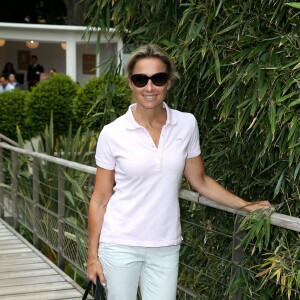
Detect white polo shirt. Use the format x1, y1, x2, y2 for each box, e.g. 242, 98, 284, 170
95, 102, 201, 247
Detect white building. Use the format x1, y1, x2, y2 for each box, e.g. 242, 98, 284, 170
0, 22, 124, 88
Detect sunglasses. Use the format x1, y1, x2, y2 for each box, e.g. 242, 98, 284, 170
130, 72, 169, 87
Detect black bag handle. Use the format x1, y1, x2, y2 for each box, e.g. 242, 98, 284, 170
82, 276, 106, 300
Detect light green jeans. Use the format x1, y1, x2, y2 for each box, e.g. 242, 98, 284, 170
98, 243, 180, 300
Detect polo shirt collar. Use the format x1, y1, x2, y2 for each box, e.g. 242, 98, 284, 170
124, 102, 178, 130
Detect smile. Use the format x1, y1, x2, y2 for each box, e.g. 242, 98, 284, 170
143, 95, 157, 99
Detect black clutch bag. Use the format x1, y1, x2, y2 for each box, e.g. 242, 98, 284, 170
82, 276, 106, 300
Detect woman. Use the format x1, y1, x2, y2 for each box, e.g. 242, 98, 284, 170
7, 73, 21, 89
87, 44, 272, 300
2, 62, 17, 77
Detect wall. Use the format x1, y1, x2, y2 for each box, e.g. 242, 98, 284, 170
76, 42, 118, 86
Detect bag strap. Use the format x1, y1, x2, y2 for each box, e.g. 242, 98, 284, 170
82, 280, 93, 300
82, 277, 106, 300
94, 276, 106, 299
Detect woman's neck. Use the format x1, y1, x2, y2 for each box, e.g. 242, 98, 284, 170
132, 104, 167, 127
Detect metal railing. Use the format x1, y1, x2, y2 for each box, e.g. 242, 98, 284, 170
1, 140, 300, 299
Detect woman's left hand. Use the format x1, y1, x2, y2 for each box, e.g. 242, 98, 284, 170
243, 200, 274, 212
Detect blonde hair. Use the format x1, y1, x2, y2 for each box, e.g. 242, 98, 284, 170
125, 44, 179, 84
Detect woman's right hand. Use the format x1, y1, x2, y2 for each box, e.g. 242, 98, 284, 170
87, 258, 106, 287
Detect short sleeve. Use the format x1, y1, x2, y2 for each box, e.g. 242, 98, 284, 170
187, 115, 201, 158
95, 126, 115, 170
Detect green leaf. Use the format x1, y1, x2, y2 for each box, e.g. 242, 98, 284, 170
269, 102, 276, 137
288, 98, 300, 108
212, 48, 221, 85
297, 270, 300, 288
286, 2, 300, 9
294, 162, 300, 180
64, 190, 75, 207
288, 116, 298, 141
281, 58, 300, 69
236, 225, 257, 250
217, 21, 243, 35
264, 218, 271, 248
0, 183, 11, 188
276, 92, 298, 103
274, 171, 285, 197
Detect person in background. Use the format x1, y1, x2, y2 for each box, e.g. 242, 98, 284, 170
27, 55, 44, 90
2, 62, 17, 77
49, 68, 57, 76
7, 73, 21, 89
0, 74, 14, 93
87, 44, 273, 300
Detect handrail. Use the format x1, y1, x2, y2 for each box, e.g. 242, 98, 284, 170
179, 190, 300, 233
0, 142, 96, 174
1, 141, 300, 234
0, 134, 18, 146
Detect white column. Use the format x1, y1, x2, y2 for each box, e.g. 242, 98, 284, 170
117, 38, 123, 74
96, 46, 100, 77
65, 39, 76, 82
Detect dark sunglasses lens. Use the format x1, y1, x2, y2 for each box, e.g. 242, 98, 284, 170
131, 73, 169, 87
131, 74, 148, 87
151, 73, 169, 86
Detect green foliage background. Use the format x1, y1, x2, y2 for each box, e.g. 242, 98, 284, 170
25, 73, 79, 137
73, 74, 131, 131
0, 73, 131, 141
0, 89, 29, 140
86, 0, 300, 207
85, 0, 300, 298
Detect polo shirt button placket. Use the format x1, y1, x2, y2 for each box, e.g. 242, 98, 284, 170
142, 128, 154, 148
155, 147, 161, 169
155, 131, 164, 170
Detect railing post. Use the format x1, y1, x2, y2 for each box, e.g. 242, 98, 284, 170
0, 142, 4, 219
57, 165, 65, 269
11, 151, 19, 230
230, 214, 246, 300
33, 157, 40, 248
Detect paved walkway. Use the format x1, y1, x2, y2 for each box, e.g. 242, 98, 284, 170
0, 219, 90, 299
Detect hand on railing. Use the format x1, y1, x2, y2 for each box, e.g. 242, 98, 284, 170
242, 200, 274, 213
